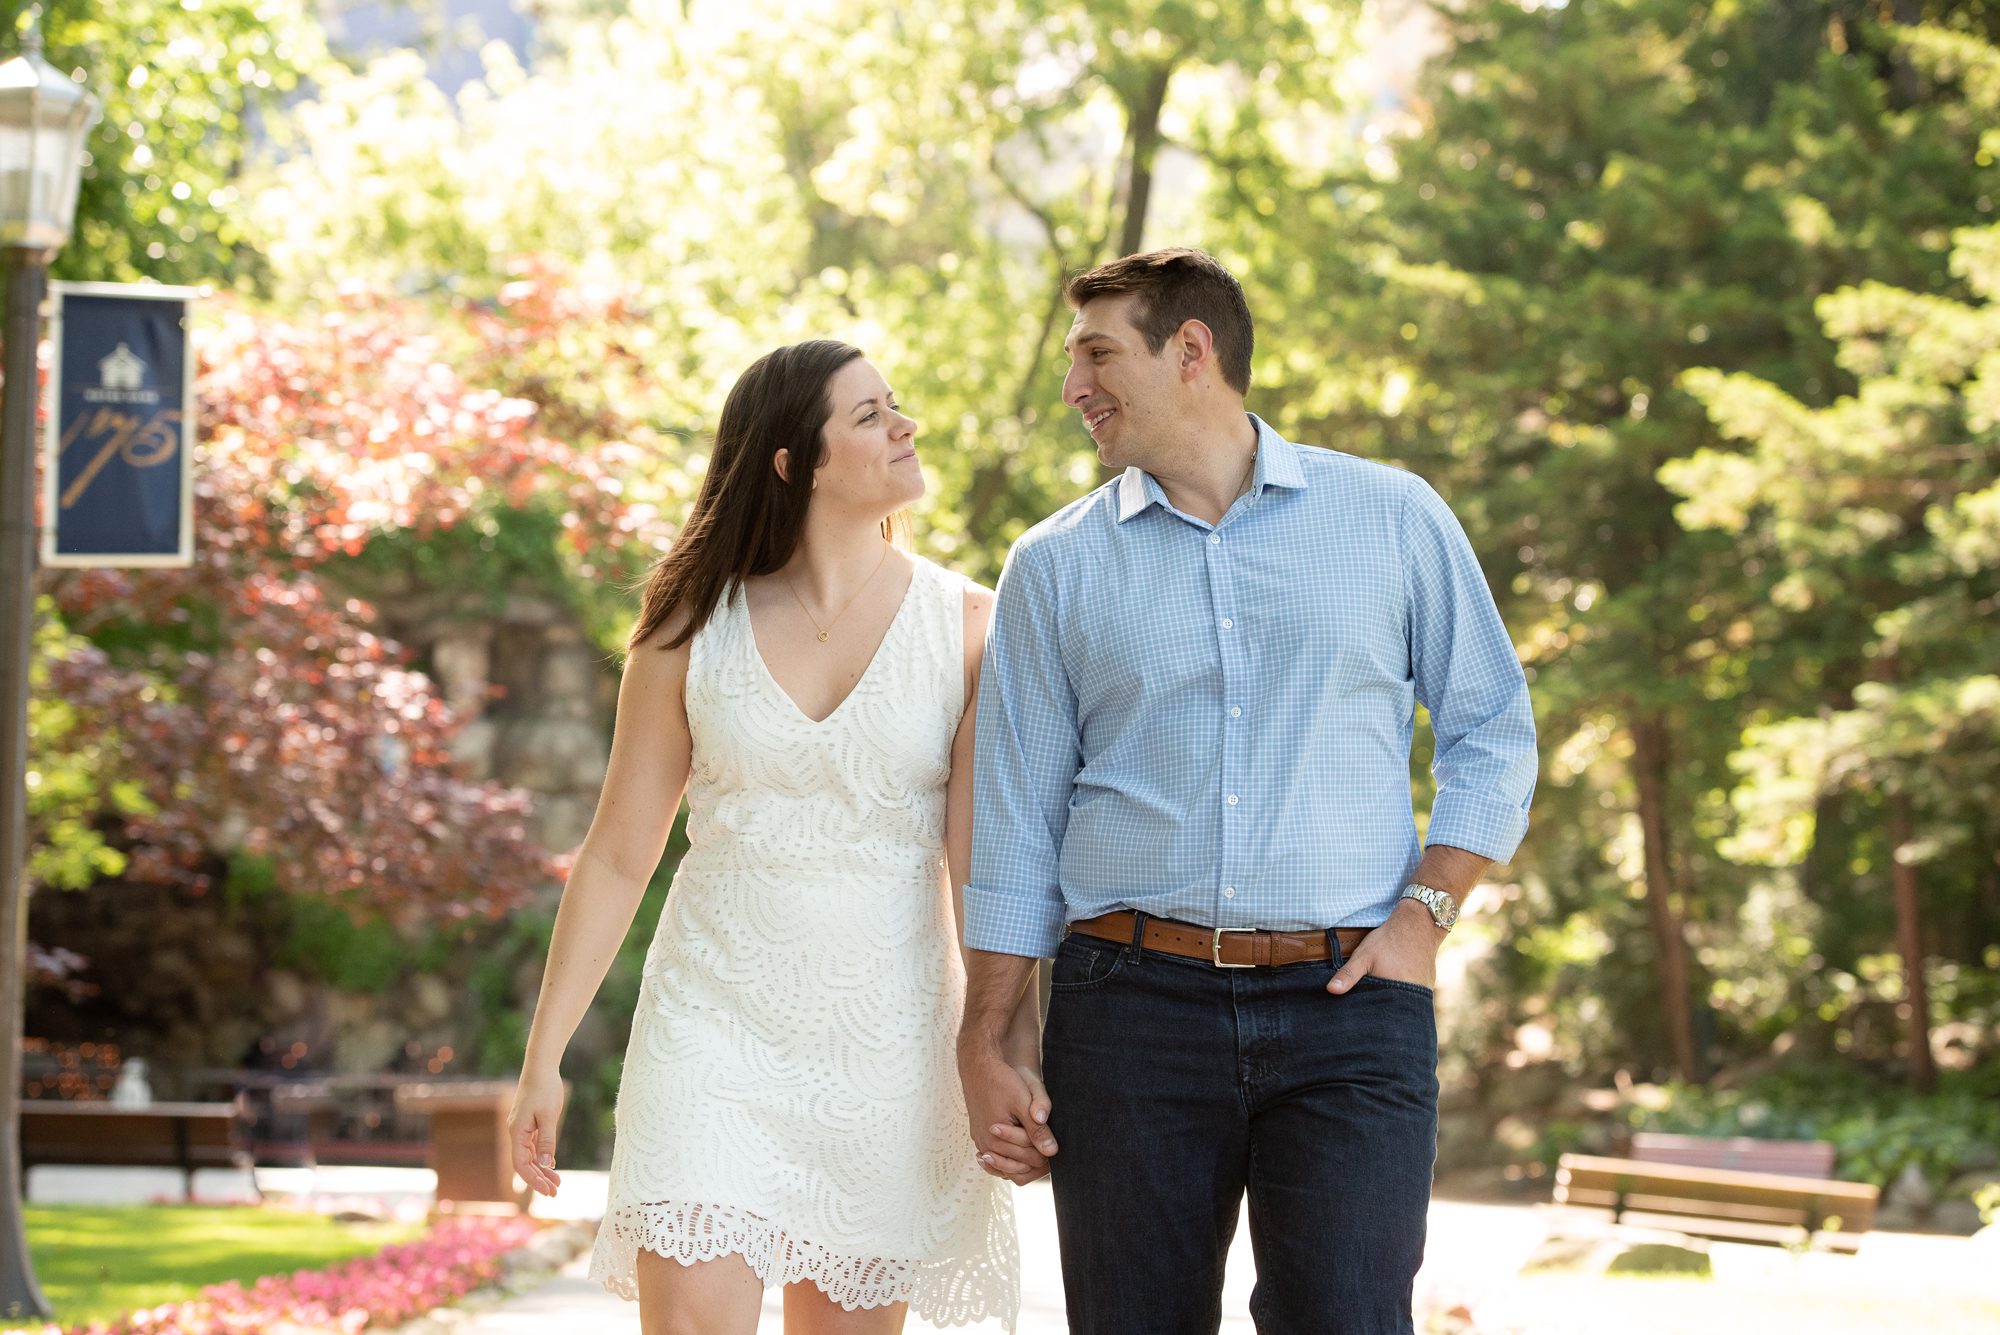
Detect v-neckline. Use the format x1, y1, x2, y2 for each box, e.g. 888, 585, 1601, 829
744, 559, 920, 726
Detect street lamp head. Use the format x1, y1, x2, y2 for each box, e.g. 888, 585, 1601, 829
0, 10, 100, 252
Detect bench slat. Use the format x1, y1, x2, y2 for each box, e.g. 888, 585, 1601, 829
1630, 1132, 1837, 1180
20, 1101, 236, 1119
1557, 1153, 1877, 1202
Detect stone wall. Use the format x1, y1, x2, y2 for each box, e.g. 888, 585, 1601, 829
373, 587, 618, 871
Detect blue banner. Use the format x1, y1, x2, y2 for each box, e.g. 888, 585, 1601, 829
43, 284, 197, 567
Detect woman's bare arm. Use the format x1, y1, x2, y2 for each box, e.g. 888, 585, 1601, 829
509, 622, 694, 1194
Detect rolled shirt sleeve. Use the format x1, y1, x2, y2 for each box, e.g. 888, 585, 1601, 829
1404, 480, 1538, 863
965, 542, 1078, 958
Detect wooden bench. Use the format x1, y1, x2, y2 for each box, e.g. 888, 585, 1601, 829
20, 1101, 245, 1201
1630, 1131, 1838, 1179
395, 1080, 528, 1209
1553, 1152, 1878, 1252
268, 1085, 429, 1167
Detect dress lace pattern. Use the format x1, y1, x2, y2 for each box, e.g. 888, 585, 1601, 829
588, 558, 1018, 1330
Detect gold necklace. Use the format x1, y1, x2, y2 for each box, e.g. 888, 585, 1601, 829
784, 540, 891, 643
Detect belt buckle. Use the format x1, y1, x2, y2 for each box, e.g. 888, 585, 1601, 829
1212, 926, 1257, 968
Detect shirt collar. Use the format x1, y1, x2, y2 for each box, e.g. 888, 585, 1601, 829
1115, 414, 1307, 523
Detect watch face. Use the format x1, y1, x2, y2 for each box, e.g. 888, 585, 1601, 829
1407, 884, 1457, 929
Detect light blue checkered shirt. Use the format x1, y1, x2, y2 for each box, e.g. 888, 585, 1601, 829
965, 416, 1537, 959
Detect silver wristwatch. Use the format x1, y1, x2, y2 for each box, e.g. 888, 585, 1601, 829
1400, 883, 1459, 931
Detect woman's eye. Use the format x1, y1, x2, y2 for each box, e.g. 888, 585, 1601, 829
861, 411, 878, 424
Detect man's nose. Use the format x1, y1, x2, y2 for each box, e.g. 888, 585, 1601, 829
1062, 366, 1090, 407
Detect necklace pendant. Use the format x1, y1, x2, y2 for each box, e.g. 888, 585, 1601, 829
818, 631, 829, 642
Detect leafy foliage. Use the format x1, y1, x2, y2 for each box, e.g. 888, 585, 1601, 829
1200, 0, 2000, 1084
32, 275, 672, 925
35, 0, 330, 289
1633, 1061, 2000, 1187
244, 0, 1363, 577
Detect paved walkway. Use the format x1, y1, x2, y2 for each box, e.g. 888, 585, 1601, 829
454, 1189, 1998, 1335
33, 1165, 1998, 1333
451, 1186, 1553, 1334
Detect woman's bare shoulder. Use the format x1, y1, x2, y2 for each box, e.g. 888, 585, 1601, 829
960, 577, 996, 658
623, 607, 698, 684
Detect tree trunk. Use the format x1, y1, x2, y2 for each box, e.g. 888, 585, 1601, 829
1631, 714, 1701, 1082
1887, 793, 1936, 1093
1095, 61, 1178, 488
1117, 62, 1175, 259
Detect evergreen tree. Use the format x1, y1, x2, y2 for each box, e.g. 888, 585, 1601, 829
1208, 0, 1996, 1079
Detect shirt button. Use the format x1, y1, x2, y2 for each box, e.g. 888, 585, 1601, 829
1223, 887, 1236, 898
1221, 617, 1233, 629
1230, 707, 1242, 718
1209, 534, 1221, 545
1226, 795, 1239, 806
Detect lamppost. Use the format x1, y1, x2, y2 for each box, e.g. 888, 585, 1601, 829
0, 8, 97, 1319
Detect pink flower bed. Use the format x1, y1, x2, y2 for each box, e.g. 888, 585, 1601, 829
11, 1214, 542, 1335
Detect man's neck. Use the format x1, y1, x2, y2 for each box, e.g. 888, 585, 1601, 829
1144, 409, 1260, 527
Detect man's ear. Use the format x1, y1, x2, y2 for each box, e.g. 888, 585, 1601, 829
774, 448, 792, 484
1176, 319, 1217, 384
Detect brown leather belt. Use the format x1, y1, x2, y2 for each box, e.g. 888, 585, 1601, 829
1068, 911, 1370, 969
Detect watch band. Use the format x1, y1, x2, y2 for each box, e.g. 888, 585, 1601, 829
1400, 882, 1459, 931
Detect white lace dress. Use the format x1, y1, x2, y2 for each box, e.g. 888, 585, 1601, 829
589, 556, 1018, 1329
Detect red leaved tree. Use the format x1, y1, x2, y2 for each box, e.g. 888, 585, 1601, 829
36, 264, 673, 928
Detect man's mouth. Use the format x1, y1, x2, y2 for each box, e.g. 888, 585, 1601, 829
1085, 407, 1115, 432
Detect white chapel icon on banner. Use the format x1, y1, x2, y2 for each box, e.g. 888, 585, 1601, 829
98, 341, 145, 390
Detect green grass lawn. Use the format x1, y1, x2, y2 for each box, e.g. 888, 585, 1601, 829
26, 1205, 423, 1327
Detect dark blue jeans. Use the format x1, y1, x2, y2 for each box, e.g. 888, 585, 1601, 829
1043, 920, 1439, 1335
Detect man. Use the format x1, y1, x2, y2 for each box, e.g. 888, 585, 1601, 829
957, 248, 1537, 1334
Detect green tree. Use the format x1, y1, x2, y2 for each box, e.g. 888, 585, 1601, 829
1667, 25, 2000, 1089
245, 0, 1364, 575
1202, 0, 1996, 1080
27, 0, 329, 288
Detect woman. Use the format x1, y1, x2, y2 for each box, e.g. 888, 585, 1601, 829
506, 340, 1042, 1335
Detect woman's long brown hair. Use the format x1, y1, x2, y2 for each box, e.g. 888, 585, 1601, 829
630, 339, 881, 652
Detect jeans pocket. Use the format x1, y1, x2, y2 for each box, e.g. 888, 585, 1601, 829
1049, 936, 1125, 991
1358, 974, 1435, 998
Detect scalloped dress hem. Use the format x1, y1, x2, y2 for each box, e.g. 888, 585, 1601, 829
587, 1199, 1015, 1331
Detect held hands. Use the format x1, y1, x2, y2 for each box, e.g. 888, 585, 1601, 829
980, 1064, 1054, 1184
507, 1067, 567, 1198
958, 1042, 1057, 1186
1327, 897, 1448, 995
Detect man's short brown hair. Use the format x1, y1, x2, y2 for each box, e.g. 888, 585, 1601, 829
1063, 248, 1254, 395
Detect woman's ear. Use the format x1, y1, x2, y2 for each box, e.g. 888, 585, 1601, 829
773, 448, 792, 484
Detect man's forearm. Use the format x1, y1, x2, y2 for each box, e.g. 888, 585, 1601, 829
1413, 842, 1490, 904
962, 948, 1039, 1053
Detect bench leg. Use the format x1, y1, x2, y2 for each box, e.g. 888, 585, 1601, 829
175, 1116, 193, 1203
